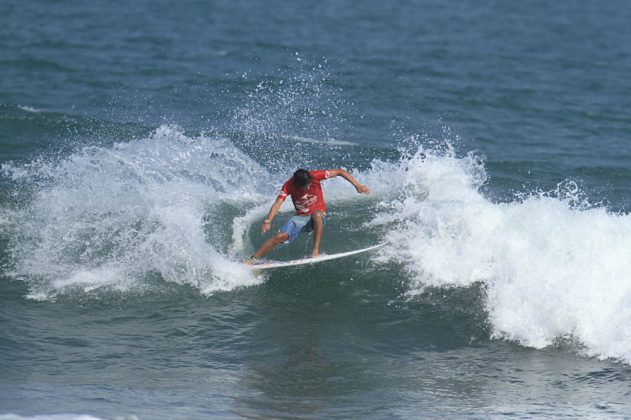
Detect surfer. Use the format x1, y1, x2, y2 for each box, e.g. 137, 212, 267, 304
244, 169, 370, 265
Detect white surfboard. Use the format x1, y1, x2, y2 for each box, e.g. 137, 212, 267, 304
250, 243, 386, 271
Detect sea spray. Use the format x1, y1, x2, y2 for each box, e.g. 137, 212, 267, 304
1, 125, 271, 298
227, 61, 358, 175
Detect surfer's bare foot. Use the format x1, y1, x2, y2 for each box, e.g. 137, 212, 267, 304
243, 256, 257, 266
311, 250, 319, 258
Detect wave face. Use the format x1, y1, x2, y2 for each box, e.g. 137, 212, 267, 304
366, 143, 631, 363
1, 125, 269, 298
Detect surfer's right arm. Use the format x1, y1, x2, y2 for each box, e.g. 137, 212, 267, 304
261, 197, 284, 234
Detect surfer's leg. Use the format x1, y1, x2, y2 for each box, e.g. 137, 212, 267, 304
245, 232, 289, 264
310, 211, 324, 257
255, 232, 289, 258
244, 216, 309, 264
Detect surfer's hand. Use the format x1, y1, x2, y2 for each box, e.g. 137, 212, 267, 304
260, 221, 271, 234
356, 184, 371, 195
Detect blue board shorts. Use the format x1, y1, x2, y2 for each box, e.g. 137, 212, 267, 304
279, 213, 326, 244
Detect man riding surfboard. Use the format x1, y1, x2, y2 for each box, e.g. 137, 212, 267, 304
244, 168, 370, 265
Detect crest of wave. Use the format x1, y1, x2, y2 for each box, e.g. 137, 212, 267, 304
2, 125, 268, 299
366, 141, 631, 363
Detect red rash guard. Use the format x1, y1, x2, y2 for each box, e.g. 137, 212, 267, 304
277, 170, 330, 215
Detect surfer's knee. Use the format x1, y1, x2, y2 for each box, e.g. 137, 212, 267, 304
274, 232, 289, 243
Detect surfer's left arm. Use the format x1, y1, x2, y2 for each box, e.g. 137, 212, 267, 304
328, 169, 371, 195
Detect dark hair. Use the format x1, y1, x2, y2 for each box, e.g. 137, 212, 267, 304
293, 169, 311, 188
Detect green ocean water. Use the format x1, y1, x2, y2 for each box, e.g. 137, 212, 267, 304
2, 1, 631, 418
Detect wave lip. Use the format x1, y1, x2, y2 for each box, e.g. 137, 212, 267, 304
367, 143, 631, 363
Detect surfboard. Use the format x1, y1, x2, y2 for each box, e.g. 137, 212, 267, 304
250, 243, 386, 271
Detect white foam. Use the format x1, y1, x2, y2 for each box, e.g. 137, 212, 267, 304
366, 143, 631, 363
284, 134, 357, 147
0, 415, 102, 420
3, 125, 269, 298
17, 105, 41, 113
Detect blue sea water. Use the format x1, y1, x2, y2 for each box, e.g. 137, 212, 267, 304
2, 0, 631, 418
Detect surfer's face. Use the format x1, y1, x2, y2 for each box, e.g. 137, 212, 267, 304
300, 182, 311, 191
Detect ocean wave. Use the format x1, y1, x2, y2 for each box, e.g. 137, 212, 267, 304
17, 105, 41, 113
0, 414, 103, 420
365, 141, 631, 363
4, 122, 631, 364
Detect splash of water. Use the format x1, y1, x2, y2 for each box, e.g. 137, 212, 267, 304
2, 125, 271, 299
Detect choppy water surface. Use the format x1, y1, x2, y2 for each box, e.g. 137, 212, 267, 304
2, 0, 631, 418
